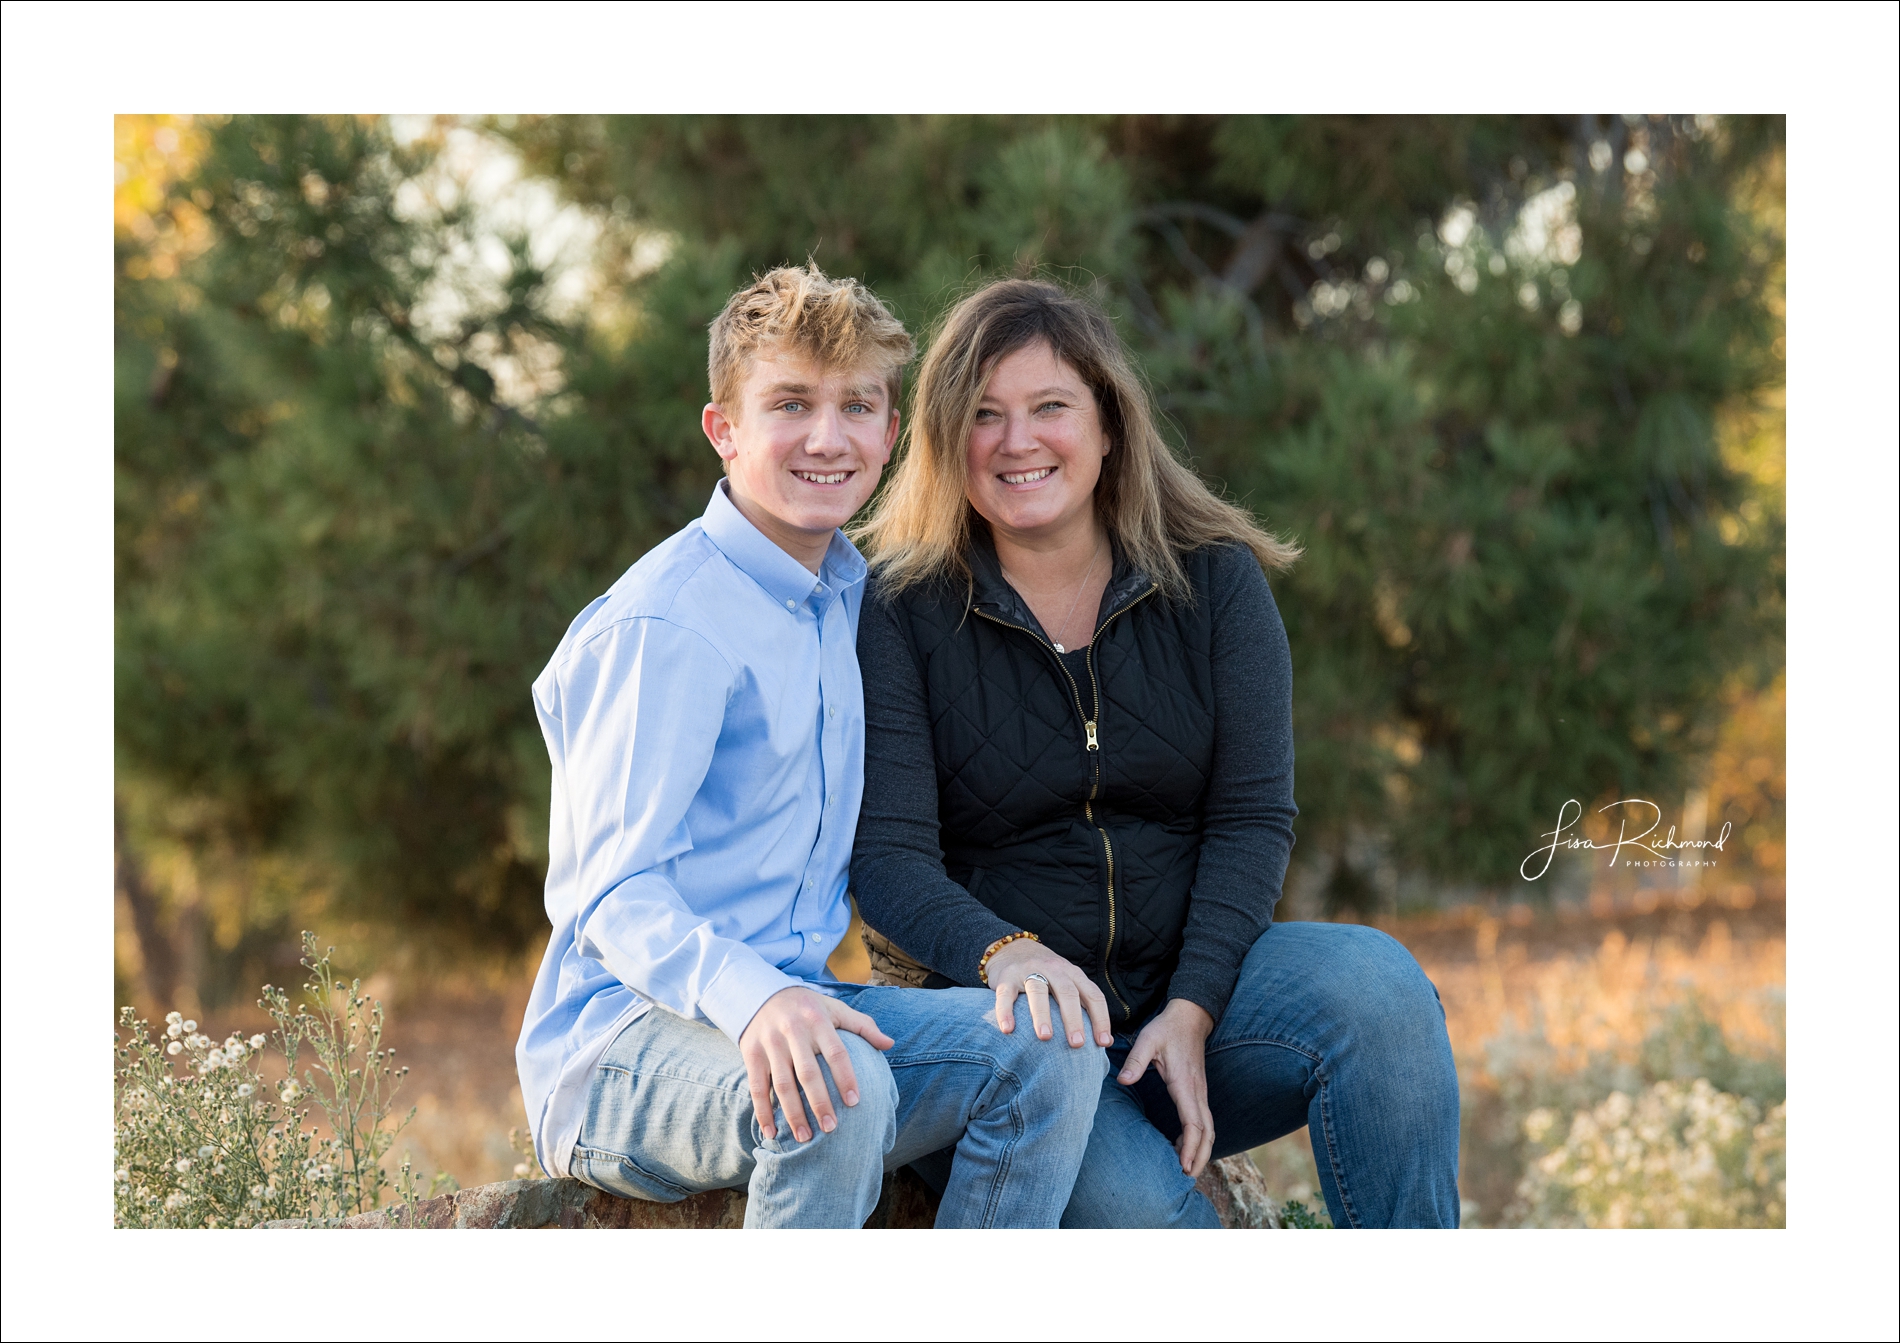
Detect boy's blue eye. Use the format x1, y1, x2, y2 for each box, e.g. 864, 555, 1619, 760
781, 401, 804, 413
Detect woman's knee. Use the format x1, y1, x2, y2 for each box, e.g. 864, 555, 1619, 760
1234, 921, 1447, 1050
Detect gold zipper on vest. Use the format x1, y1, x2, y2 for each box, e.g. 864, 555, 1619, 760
972, 608, 1093, 752
1083, 584, 1158, 1016
973, 583, 1158, 1021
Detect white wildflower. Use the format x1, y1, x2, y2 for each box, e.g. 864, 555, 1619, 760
175, 1158, 193, 1173
166, 1022, 183, 1039
166, 1011, 183, 1026
237, 1083, 254, 1098
198, 1146, 216, 1159
182, 1020, 197, 1032
166, 1041, 183, 1055
280, 1081, 302, 1102
115, 1168, 130, 1183
250, 1034, 267, 1050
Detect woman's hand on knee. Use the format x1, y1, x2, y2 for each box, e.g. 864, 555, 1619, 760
1120, 998, 1216, 1178
984, 941, 1115, 1048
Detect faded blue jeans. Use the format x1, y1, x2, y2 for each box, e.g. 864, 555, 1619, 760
1065, 921, 1461, 1227
573, 984, 1106, 1228
911, 921, 1461, 1227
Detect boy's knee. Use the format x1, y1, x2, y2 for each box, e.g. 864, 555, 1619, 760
821, 1034, 898, 1153
838, 1032, 899, 1111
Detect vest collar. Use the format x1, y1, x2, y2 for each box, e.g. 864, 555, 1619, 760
966, 524, 1153, 643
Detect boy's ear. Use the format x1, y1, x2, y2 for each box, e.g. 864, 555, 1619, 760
702, 403, 739, 463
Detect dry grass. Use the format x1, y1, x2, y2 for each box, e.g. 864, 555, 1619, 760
1243, 884, 1785, 1225
139, 885, 1784, 1217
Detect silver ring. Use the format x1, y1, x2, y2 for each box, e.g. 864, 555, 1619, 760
1024, 973, 1051, 989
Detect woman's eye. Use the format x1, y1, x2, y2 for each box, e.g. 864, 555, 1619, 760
1037, 401, 1066, 414
973, 408, 999, 422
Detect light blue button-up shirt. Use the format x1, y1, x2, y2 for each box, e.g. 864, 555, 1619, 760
516, 481, 865, 1177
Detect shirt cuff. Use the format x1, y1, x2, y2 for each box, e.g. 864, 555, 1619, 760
698, 950, 804, 1044
944, 913, 1025, 987
1164, 958, 1240, 1030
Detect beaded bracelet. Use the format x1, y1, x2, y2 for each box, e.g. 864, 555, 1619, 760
977, 930, 1041, 987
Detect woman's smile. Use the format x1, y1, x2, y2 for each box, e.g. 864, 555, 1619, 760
999, 465, 1057, 487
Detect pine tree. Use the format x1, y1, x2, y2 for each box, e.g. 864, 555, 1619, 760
114, 114, 1783, 988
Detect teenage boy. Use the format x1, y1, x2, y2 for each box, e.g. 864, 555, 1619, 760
515, 265, 1105, 1228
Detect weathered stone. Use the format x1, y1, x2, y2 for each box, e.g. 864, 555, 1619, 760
262, 1154, 1280, 1228
1196, 1154, 1284, 1229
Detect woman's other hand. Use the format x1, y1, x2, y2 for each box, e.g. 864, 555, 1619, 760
984, 939, 1116, 1048
1118, 999, 1216, 1177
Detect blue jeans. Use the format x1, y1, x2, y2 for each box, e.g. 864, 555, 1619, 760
573, 984, 1106, 1228
1062, 921, 1461, 1227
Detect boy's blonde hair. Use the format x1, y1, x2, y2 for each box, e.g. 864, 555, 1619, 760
708, 264, 915, 416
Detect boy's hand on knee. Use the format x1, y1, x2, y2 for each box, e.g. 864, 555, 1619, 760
739, 987, 894, 1144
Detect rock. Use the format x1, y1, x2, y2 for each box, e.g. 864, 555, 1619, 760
1196, 1154, 1284, 1229
260, 1171, 920, 1229
261, 1154, 1281, 1228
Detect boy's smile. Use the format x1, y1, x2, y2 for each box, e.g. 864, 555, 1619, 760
702, 350, 900, 572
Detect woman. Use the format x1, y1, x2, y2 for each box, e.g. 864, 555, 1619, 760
849, 279, 1461, 1228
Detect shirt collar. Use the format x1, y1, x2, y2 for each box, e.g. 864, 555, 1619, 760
701, 480, 867, 609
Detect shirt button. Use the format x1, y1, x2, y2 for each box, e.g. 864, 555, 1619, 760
805, 878, 813, 889
810, 932, 825, 944
785, 598, 796, 610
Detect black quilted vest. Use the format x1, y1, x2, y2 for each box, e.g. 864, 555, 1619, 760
894, 536, 1219, 1027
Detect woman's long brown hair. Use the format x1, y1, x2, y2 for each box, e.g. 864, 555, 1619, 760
853, 278, 1299, 600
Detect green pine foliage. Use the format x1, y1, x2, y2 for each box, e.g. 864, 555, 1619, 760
115, 115, 1783, 977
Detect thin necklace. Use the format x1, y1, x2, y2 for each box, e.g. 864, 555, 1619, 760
1002, 536, 1105, 653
